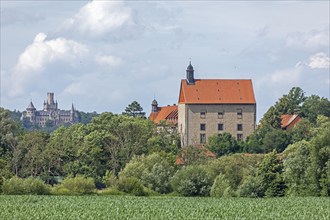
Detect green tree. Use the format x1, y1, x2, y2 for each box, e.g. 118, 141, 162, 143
171, 165, 213, 196
206, 133, 239, 157
207, 153, 264, 193
283, 140, 314, 196
262, 128, 291, 153
0, 108, 22, 158
120, 152, 177, 194
123, 101, 146, 118
87, 113, 154, 175
290, 118, 312, 142
210, 174, 235, 197
147, 122, 181, 154
43, 124, 89, 181
309, 116, 330, 196
256, 150, 286, 197
300, 95, 330, 124
260, 87, 305, 129
12, 131, 49, 177
78, 111, 99, 124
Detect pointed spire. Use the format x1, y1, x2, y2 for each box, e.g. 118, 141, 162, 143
71, 103, 75, 113
27, 100, 36, 110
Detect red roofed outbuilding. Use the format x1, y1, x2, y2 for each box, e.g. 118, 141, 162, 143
281, 114, 301, 130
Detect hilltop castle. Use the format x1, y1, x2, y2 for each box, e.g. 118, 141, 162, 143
21, 92, 79, 127
149, 62, 256, 146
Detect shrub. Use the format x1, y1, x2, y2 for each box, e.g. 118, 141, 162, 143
54, 175, 95, 195
210, 174, 235, 197
2, 176, 50, 195
120, 152, 177, 194
102, 170, 118, 188
237, 176, 263, 198
117, 177, 145, 196
171, 165, 213, 196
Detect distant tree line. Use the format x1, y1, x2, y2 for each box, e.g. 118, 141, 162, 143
0, 89, 329, 197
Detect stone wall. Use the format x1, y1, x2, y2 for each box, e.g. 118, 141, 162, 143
178, 104, 256, 146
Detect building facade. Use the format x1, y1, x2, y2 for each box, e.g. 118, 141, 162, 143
22, 92, 79, 127
149, 62, 257, 147
178, 63, 256, 146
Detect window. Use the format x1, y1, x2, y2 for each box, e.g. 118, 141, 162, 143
200, 134, 206, 144
200, 111, 206, 119
237, 134, 243, 141
237, 109, 242, 119
237, 124, 243, 131
218, 112, 223, 119
200, 123, 206, 131
218, 123, 223, 131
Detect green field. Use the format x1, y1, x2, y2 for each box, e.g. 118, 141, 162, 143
0, 196, 329, 219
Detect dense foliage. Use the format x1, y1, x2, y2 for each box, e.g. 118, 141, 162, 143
1, 87, 329, 198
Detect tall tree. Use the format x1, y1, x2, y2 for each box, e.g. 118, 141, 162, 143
256, 150, 286, 197
300, 95, 330, 124
123, 101, 146, 118
12, 131, 49, 177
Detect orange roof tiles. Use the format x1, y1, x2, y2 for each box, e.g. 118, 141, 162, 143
148, 105, 178, 125
281, 114, 301, 129
178, 79, 256, 104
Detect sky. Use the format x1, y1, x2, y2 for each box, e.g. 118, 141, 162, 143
1, 0, 329, 122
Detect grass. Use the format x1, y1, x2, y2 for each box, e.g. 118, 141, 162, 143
0, 196, 329, 219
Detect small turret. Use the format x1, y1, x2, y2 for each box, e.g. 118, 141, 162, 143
27, 101, 36, 110
26, 100, 36, 122
186, 61, 195, 85
151, 99, 158, 112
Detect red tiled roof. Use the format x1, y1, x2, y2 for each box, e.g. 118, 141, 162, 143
178, 79, 256, 104
148, 105, 178, 125
281, 114, 301, 129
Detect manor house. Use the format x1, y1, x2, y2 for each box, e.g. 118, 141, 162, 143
149, 62, 256, 146
21, 92, 79, 127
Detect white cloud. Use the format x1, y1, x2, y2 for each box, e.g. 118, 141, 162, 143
270, 64, 304, 84
286, 27, 329, 51
9, 33, 88, 96
60, 1, 135, 38
95, 55, 122, 66
307, 52, 330, 69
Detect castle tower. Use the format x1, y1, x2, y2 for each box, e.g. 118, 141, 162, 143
44, 92, 57, 111
151, 99, 158, 112
186, 61, 195, 85
26, 101, 36, 122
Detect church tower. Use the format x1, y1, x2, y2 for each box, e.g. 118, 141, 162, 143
151, 99, 158, 112
186, 61, 195, 85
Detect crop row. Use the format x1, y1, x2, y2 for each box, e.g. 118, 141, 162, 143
0, 196, 329, 220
